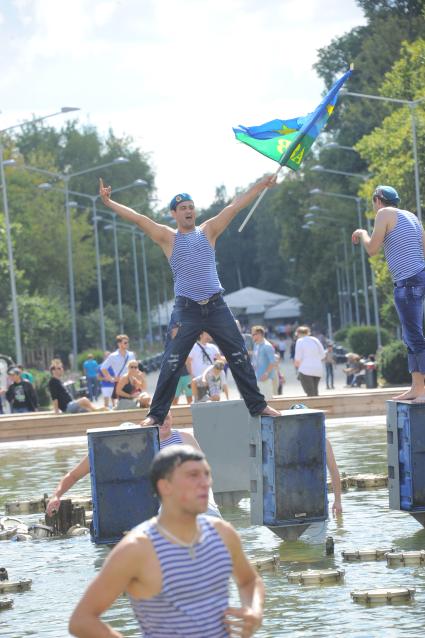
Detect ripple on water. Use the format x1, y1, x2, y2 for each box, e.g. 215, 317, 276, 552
1, 418, 425, 637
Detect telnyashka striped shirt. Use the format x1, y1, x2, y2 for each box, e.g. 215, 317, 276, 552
159, 429, 183, 448
169, 227, 223, 301
128, 515, 232, 637
383, 210, 425, 281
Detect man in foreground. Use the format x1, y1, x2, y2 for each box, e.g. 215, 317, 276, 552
99, 177, 280, 425
69, 446, 264, 638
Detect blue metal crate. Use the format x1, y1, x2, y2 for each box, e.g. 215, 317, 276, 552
251, 411, 327, 527
393, 403, 425, 512
88, 425, 160, 544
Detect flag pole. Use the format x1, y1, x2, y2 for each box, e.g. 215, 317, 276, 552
238, 164, 283, 233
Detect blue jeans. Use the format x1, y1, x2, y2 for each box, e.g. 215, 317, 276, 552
86, 376, 99, 401
393, 269, 425, 373
325, 363, 334, 388
148, 295, 267, 423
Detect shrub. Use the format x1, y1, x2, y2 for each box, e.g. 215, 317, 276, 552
347, 325, 391, 356
378, 340, 410, 385
333, 326, 352, 345
31, 369, 52, 408
77, 350, 104, 372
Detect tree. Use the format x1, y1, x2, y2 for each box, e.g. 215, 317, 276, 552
355, 39, 425, 329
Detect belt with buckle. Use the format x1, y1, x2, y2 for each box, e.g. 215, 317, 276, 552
196, 292, 222, 305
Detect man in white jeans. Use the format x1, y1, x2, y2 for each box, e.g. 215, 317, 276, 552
251, 326, 276, 400
294, 326, 326, 396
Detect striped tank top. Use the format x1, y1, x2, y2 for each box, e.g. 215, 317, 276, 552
169, 227, 223, 301
383, 210, 425, 281
129, 515, 232, 637
160, 429, 183, 448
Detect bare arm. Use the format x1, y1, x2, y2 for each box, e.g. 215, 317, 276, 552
185, 357, 192, 376
52, 398, 60, 414
115, 375, 133, 399
69, 538, 142, 637
326, 439, 342, 516
179, 430, 202, 450
46, 456, 90, 516
203, 175, 276, 243
99, 179, 172, 248
215, 521, 263, 637
352, 209, 391, 256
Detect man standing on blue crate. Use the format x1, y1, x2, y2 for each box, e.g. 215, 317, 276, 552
70, 445, 264, 638
99, 178, 280, 426
352, 185, 425, 402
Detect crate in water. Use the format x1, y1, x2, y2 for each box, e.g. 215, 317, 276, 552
250, 410, 327, 527
88, 425, 160, 544
387, 401, 425, 512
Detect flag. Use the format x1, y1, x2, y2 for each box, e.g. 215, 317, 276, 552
233, 69, 352, 171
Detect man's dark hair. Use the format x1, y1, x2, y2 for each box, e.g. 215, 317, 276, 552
150, 444, 205, 498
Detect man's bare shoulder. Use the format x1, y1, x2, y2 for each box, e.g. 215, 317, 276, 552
114, 521, 155, 557
207, 516, 238, 547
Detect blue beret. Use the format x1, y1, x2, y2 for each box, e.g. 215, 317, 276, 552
170, 193, 193, 211
373, 185, 400, 204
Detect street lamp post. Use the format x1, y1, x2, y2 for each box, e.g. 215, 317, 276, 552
0, 107, 80, 363
38, 180, 146, 351
21, 157, 129, 367
140, 233, 153, 346
343, 90, 425, 222
99, 215, 151, 350
306, 208, 358, 326
310, 188, 371, 324
131, 229, 143, 351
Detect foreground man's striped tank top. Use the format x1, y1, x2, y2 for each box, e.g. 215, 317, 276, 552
128, 515, 232, 637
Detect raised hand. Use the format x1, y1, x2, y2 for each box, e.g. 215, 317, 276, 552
99, 177, 112, 207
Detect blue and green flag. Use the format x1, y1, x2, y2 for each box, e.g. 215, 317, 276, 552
233, 69, 352, 171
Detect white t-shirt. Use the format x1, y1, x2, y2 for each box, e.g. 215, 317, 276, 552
188, 342, 220, 377
295, 336, 325, 377
102, 349, 135, 377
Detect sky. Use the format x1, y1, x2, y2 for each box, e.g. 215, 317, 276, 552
0, 0, 366, 210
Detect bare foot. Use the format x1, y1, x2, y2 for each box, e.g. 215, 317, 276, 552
412, 395, 425, 403
261, 405, 281, 417
140, 416, 159, 426
392, 388, 418, 401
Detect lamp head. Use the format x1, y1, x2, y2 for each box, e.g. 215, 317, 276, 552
61, 107, 80, 113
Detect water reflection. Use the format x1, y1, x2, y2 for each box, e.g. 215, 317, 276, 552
1, 419, 425, 637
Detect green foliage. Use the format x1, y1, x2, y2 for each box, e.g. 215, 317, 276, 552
378, 340, 410, 384
347, 325, 391, 356
333, 326, 355, 345
1, 4, 423, 360
31, 369, 52, 408
77, 350, 104, 372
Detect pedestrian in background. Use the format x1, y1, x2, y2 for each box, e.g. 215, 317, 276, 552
6, 367, 38, 413
83, 353, 99, 401
251, 326, 276, 400
294, 326, 325, 397
324, 343, 337, 390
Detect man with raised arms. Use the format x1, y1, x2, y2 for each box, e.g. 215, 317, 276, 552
99, 177, 280, 426
69, 445, 264, 638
